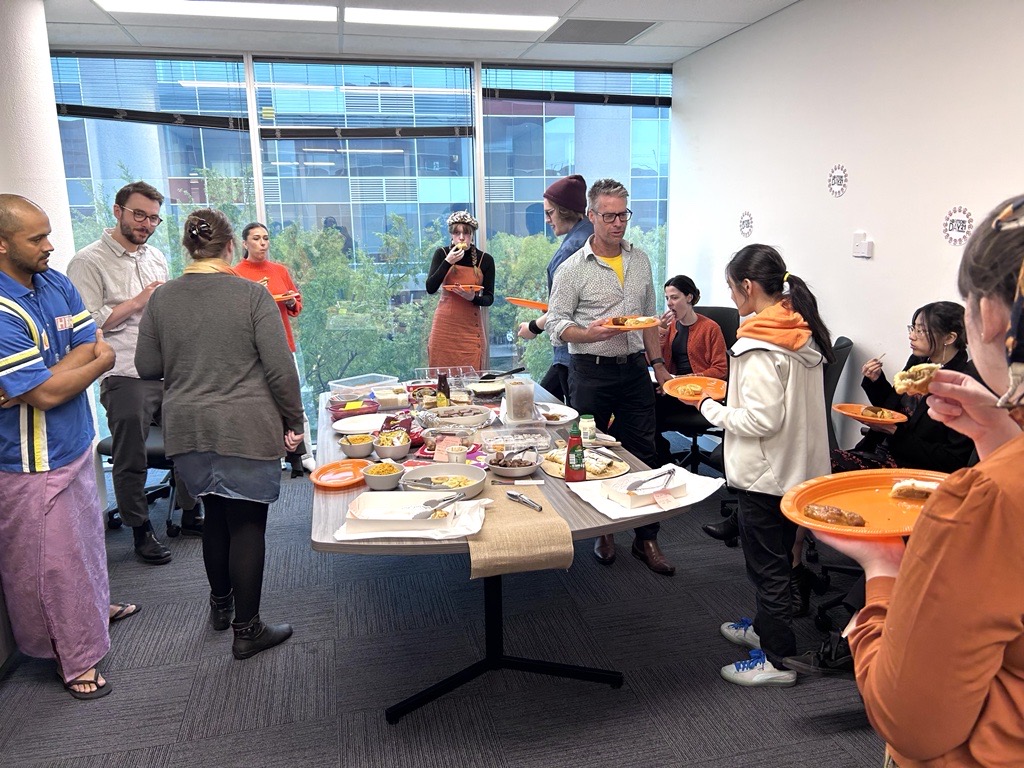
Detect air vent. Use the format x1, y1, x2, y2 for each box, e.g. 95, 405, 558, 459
544, 20, 655, 45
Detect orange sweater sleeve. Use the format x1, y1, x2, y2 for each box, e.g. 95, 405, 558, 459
848, 446, 1024, 765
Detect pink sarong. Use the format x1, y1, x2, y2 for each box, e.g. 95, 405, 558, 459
0, 448, 110, 682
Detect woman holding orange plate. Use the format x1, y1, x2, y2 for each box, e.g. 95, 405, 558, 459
815, 197, 1024, 767
425, 211, 495, 370
832, 301, 980, 474
653, 275, 728, 465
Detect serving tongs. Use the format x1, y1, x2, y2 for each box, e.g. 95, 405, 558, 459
625, 467, 676, 493
411, 492, 466, 519
506, 490, 543, 511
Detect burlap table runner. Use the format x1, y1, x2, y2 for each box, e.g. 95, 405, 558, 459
467, 480, 573, 579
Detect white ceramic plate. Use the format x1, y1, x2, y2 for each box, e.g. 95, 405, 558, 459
331, 413, 388, 435
536, 402, 579, 426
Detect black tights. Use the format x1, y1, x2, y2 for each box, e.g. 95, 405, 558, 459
201, 494, 269, 625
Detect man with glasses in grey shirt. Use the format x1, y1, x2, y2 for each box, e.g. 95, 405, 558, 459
69, 181, 199, 565
546, 178, 676, 575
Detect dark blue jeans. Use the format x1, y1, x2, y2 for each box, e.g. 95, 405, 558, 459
736, 489, 797, 666
569, 353, 659, 541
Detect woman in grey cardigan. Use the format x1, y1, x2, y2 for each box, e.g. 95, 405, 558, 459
136, 208, 304, 660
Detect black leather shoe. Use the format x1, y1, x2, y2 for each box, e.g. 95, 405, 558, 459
593, 534, 616, 564
134, 531, 172, 565
783, 633, 854, 680
180, 518, 204, 537
232, 615, 293, 660
702, 511, 739, 546
107, 510, 122, 530
631, 539, 675, 576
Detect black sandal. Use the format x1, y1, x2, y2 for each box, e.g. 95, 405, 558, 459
63, 669, 112, 700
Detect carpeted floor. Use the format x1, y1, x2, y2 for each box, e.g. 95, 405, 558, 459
0, 462, 882, 767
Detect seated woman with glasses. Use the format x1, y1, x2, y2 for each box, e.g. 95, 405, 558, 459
653, 275, 728, 465
832, 301, 981, 474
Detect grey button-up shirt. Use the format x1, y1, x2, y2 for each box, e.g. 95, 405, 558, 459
546, 235, 656, 357
67, 229, 168, 379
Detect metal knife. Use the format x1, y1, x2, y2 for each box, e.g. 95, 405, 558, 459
506, 490, 543, 511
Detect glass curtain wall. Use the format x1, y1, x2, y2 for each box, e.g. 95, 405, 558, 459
50, 54, 671, 444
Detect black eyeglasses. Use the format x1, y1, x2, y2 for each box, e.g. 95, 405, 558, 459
543, 208, 555, 218
594, 208, 632, 223
993, 195, 1024, 231
120, 206, 163, 226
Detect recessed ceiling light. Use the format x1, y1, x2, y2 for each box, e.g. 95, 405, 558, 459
345, 6, 557, 32
96, 1, 337, 23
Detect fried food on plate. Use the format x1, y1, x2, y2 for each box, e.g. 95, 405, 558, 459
861, 405, 896, 419
802, 503, 866, 527
889, 479, 940, 500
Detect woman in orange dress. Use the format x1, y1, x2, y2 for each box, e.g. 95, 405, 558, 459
425, 211, 495, 370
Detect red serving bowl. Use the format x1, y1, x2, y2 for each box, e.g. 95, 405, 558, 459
328, 400, 381, 422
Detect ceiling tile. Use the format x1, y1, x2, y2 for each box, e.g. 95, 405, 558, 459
631, 20, 745, 47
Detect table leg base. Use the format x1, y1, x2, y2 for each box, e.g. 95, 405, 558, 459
384, 655, 623, 724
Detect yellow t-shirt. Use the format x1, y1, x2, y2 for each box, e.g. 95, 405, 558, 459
596, 254, 624, 285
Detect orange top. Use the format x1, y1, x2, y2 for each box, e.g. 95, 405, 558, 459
848, 432, 1024, 766
736, 301, 811, 351
234, 259, 301, 352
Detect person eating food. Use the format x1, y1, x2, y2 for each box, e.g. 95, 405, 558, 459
653, 274, 728, 465
425, 211, 495, 370
815, 195, 1024, 767
832, 301, 980, 474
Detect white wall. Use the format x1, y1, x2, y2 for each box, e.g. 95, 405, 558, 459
669, 0, 1024, 446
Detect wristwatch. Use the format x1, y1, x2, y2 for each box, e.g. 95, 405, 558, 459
649, 357, 666, 367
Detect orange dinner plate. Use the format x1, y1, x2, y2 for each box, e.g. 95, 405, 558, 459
663, 375, 727, 403
506, 297, 548, 311
781, 468, 948, 537
602, 315, 660, 330
443, 284, 483, 292
311, 459, 372, 490
833, 403, 909, 427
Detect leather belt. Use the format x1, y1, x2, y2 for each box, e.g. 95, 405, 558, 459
572, 352, 645, 366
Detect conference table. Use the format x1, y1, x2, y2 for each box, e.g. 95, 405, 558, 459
310, 385, 693, 723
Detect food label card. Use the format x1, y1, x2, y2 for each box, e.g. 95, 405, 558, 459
433, 436, 461, 462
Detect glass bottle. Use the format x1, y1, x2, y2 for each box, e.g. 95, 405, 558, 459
564, 421, 586, 482
436, 371, 450, 407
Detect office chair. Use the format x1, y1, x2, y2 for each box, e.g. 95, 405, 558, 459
96, 430, 183, 537
663, 306, 740, 473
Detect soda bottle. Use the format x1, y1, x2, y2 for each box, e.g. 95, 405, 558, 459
564, 421, 586, 482
436, 371, 450, 407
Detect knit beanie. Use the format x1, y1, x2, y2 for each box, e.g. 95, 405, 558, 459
544, 174, 587, 214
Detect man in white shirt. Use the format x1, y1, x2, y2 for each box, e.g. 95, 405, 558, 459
68, 181, 198, 565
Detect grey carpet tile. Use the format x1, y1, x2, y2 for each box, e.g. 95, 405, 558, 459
555, 543, 685, 606
785, 677, 871, 737
262, 541, 338, 593
335, 571, 462, 637
1, 664, 194, 763
444, 567, 577, 620
831, 728, 888, 767
169, 717, 340, 768
341, 696, 508, 768
179, 639, 336, 741
331, 551, 468, 583
682, 736, 872, 768
483, 685, 681, 768
49, 744, 175, 768
103, 600, 208, 670
0, 675, 38, 753
627, 661, 824, 763
475, 605, 617, 669
333, 624, 480, 712
577, 591, 721, 672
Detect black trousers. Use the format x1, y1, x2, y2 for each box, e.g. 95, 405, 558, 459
654, 392, 714, 466
539, 362, 571, 405
201, 495, 269, 625
736, 489, 797, 666
569, 354, 659, 541
100, 375, 196, 527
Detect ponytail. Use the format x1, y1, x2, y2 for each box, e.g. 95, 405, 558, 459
726, 244, 834, 363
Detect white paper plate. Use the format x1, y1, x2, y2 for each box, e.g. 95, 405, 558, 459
536, 402, 579, 426
331, 413, 388, 435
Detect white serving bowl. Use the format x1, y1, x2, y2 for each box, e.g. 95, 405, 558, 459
372, 436, 411, 460
360, 462, 405, 490
338, 435, 375, 458
487, 457, 541, 479
401, 463, 486, 499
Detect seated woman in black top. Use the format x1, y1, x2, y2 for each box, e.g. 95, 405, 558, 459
833, 301, 980, 474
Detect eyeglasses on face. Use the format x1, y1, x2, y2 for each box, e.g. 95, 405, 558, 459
907, 325, 928, 337
543, 208, 555, 219
593, 208, 632, 223
120, 206, 163, 226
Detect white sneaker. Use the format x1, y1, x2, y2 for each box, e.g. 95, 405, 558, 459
721, 650, 797, 688
720, 617, 761, 649
301, 456, 317, 472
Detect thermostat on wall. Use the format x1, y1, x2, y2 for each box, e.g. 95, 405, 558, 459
852, 230, 874, 259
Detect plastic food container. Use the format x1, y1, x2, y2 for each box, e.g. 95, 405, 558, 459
479, 428, 553, 453
371, 385, 410, 410
328, 374, 399, 398
420, 428, 475, 452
